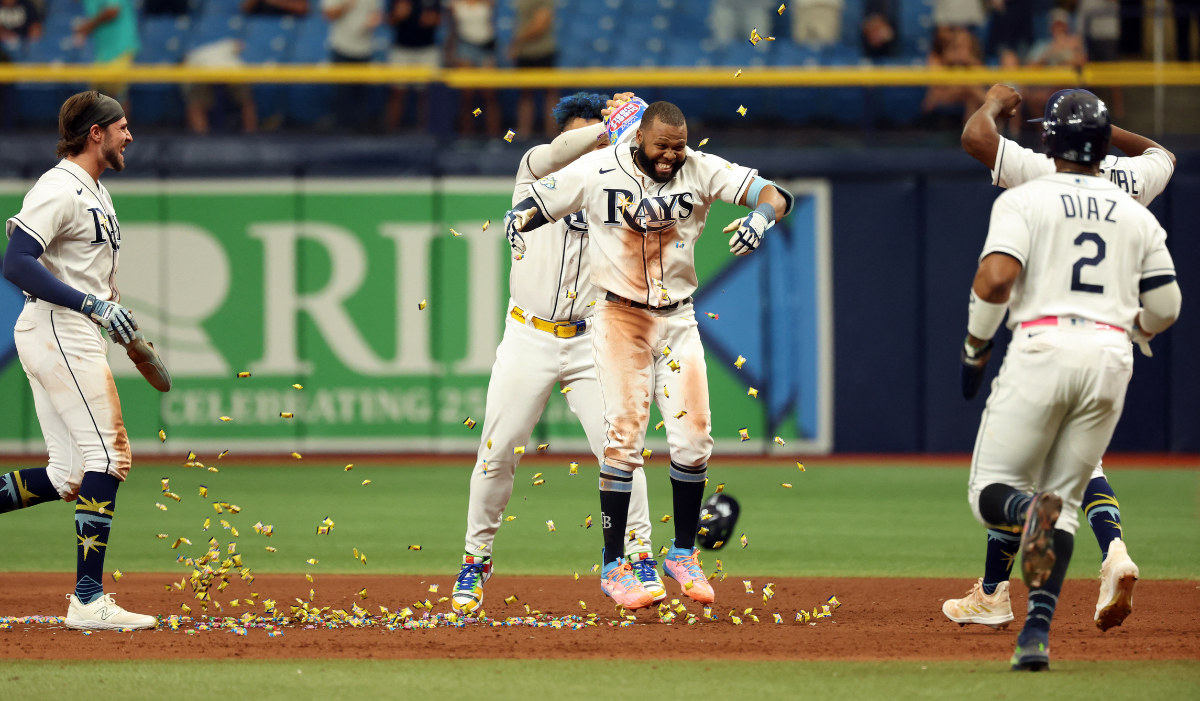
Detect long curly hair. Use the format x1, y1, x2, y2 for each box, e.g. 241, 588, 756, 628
552, 92, 607, 132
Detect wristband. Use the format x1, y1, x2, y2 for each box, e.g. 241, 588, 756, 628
966, 289, 1007, 341
753, 202, 777, 225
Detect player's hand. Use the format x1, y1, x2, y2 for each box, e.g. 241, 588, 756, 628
603, 92, 637, 119
1130, 318, 1154, 357
503, 206, 538, 255
726, 210, 771, 256
81, 294, 139, 345
985, 84, 1022, 118
960, 335, 993, 400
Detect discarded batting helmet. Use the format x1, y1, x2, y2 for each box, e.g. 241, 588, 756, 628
697, 493, 739, 550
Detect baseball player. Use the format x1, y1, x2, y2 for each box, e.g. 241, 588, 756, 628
944, 84, 1177, 633
0, 91, 155, 630
451, 93, 665, 615
959, 91, 1180, 670
505, 101, 793, 609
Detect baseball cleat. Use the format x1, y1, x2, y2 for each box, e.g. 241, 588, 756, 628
1010, 629, 1051, 671
663, 541, 715, 604
1095, 538, 1139, 632
942, 578, 1014, 629
1019, 492, 1062, 590
452, 554, 492, 614
600, 558, 654, 610
628, 552, 667, 603
65, 593, 157, 631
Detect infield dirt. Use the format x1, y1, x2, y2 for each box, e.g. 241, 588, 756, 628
1, 574, 1196, 662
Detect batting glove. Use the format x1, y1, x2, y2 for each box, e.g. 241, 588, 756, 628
81, 293, 138, 345
724, 210, 772, 257
960, 336, 993, 400
1129, 320, 1154, 357
503, 206, 539, 256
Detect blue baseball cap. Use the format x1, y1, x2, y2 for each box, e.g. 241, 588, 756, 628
1029, 88, 1098, 122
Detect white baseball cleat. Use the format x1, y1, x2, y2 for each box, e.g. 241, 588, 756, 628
942, 578, 1014, 630
65, 593, 157, 631
1095, 538, 1139, 632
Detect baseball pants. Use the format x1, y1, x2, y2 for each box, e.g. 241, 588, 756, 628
968, 325, 1134, 535
590, 299, 713, 474
14, 300, 131, 501
464, 311, 652, 558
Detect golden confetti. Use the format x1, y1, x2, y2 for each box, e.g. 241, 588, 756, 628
698, 526, 709, 536
642, 448, 652, 458
734, 69, 742, 78
574, 572, 579, 580
306, 558, 319, 565
740, 534, 749, 548
472, 107, 482, 117
713, 540, 725, 549
655, 420, 665, 431
171, 537, 191, 549
111, 569, 123, 582
418, 299, 428, 310
187, 451, 196, 461
463, 417, 476, 429
160, 478, 169, 492
219, 416, 232, 422
739, 428, 750, 441
487, 439, 492, 449
362, 480, 371, 486
737, 105, 747, 117
782, 483, 793, 488
778, 2, 786, 14
158, 429, 166, 442
291, 452, 302, 459
828, 596, 841, 609
668, 359, 681, 372
566, 290, 577, 299
584, 515, 593, 529
155, 503, 168, 511
482, 220, 491, 231
165, 491, 181, 502
579, 600, 587, 609
408, 545, 422, 551
218, 450, 229, 459
560, 386, 573, 395
280, 412, 293, 419
698, 138, 710, 147
735, 355, 747, 369
662, 345, 672, 357
237, 372, 251, 378
715, 483, 726, 493
536, 444, 549, 451
514, 446, 525, 455
504, 595, 518, 605
748, 387, 759, 398
504, 516, 517, 522
660, 515, 672, 523
207, 467, 218, 473
674, 410, 687, 419
360, 554, 367, 565
504, 129, 516, 142
342, 464, 354, 472
546, 520, 556, 532
797, 462, 806, 472
533, 479, 545, 486
663, 387, 670, 398
157, 533, 168, 539
569, 462, 579, 475
774, 436, 786, 446
591, 564, 600, 573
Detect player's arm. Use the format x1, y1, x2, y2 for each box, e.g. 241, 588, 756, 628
1111, 126, 1176, 166
961, 84, 1023, 171
1129, 225, 1182, 355
2, 228, 138, 343
76, 2, 120, 37
503, 161, 588, 254
525, 122, 607, 179
720, 176, 795, 256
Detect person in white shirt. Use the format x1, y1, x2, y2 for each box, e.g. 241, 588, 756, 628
451, 92, 666, 616
957, 91, 1180, 670
504, 100, 793, 610
944, 84, 1177, 635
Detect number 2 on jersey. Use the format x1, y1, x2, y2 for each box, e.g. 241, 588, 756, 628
1071, 232, 1105, 294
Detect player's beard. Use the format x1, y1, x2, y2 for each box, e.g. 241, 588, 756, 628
634, 144, 684, 183
101, 134, 125, 172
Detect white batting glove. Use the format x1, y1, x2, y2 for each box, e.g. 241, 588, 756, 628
1130, 321, 1154, 357
80, 294, 139, 344
503, 206, 538, 255
724, 211, 772, 256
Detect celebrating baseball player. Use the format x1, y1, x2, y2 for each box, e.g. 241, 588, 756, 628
959, 91, 1180, 670
452, 93, 665, 615
944, 84, 1177, 633
0, 91, 157, 630
504, 100, 793, 609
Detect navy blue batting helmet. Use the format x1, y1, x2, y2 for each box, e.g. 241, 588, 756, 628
1040, 89, 1111, 165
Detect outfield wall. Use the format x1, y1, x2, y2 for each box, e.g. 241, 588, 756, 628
0, 172, 1195, 454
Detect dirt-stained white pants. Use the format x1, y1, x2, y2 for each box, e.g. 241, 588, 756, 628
590, 298, 713, 473
968, 326, 1134, 535
464, 312, 652, 558
14, 300, 131, 500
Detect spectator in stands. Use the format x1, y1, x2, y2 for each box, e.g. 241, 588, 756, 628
861, 0, 898, 58
511, 0, 556, 138
1019, 9, 1085, 123
74, 0, 140, 108
182, 38, 258, 133
933, 0, 986, 30
1078, 0, 1119, 60
791, 0, 843, 46
385, 0, 441, 132
323, 0, 383, 131
141, 0, 189, 13
984, 0, 1034, 63
0, 0, 42, 62
709, 0, 776, 46
447, 0, 500, 137
242, 0, 310, 15
921, 26, 986, 124
1177, 0, 1199, 60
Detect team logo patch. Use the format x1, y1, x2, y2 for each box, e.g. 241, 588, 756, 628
538, 175, 558, 190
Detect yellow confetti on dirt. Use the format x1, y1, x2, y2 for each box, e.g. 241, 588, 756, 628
797, 462, 806, 472
112, 569, 122, 581
291, 452, 302, 459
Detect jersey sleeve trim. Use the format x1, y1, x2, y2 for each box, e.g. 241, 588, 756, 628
732, 169, 755, 206
10, 216, 47, 247
1140, 266, 1177, 278
528, 184, 559, 224
991, 138, 1006, 186
1140, 274, 1176, 292
980, 245, 1026, 267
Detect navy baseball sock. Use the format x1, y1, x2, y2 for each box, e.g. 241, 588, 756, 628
0, 468, 59, 513
1083, 476, 1123, 562
1023, 530, 1075, 636
599, 465, 632, 566
75, 472, 120, 605
669, 461, 707, 551
978, 483, 1033, 528
982, 527, 1021, 595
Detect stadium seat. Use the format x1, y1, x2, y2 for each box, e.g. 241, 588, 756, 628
897, 0, 935, 59
185, 13, 243, 53
197, 0, 245, 19
285, 16, 334, 127
133, 17, 191, 126
241, 17, 297, 126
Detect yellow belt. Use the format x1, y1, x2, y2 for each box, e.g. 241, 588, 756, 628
510, 306, 586, 338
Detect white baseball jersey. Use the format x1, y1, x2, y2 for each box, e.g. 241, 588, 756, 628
6, 159, 123, 302
992, 137, 1175, 206
983, 172, 1175, 330
524, 144, 757, 307
510, 147, 594, 321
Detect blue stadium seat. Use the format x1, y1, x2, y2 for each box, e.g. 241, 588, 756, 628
870, 58, 926, 126
15, 32, 83, 126
897, 0, 935, 58
185, 13, 243, 52
198, 0, 245, 19
285, 16, 333, 126
133, 17, 191, 126
241, 17, 297, 125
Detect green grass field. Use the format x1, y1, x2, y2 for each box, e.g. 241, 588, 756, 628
1, 461, 1196, 579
